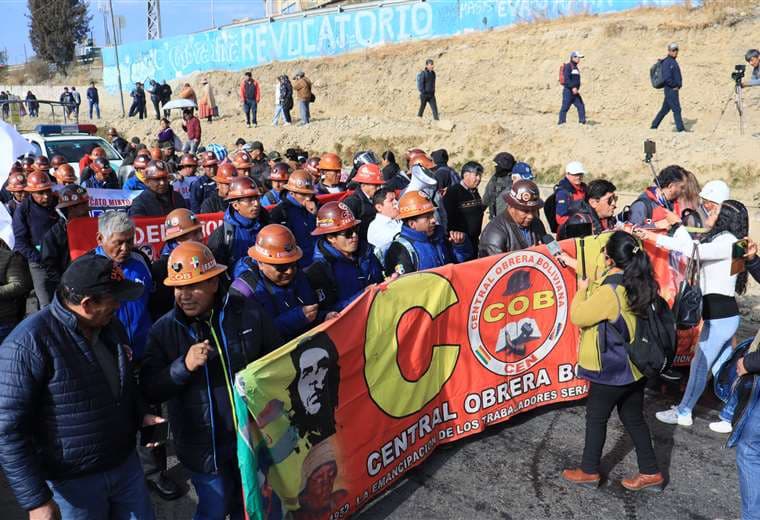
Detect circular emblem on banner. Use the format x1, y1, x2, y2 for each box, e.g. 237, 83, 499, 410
468, 251, 568, 376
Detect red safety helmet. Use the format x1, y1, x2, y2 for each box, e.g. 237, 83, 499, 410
164, 208, 203, 241
352, 163, 385, 185
6, 172, 26, 193
144, 160, 170, 180
212, 163, 238, 184
248, 224, 303, 265
312, 201, 360, 236
25, 171, 54, 192
269, 162, 291, 182
225, 176, 261, 202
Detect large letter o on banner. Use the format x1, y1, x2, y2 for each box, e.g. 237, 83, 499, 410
364, 273, 460, 418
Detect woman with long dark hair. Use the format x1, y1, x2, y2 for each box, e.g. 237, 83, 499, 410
637, 200, 748, 434
561, 231, 663, 491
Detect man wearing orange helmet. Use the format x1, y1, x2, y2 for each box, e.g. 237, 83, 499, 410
201, 162, 237, 214
128, 160, 188, 217
82, 157, 121, 189
342, 162, 385, 242
315, 153, 346, 195
172, 153, 199, 205
208, 176, 268, 267
54, 164, 77, 186
190, 151, 219, 213
478, 179, 547, 257
79, 145, 108, 184
141, 241, 280, 520
270, 170, 318, 267
306, 202, 383, 314
12, 170, 59, 306
230, 224, 319, 342
41, 184, 90, 296
384, 191, 472, 276
3, 166, 27, 217
261, 162, 291, 206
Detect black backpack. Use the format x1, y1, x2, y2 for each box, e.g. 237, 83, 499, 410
543, 184, 561, 233
650, 59, 665, 89
617, 196, 655, 224
605, 274, 676, 378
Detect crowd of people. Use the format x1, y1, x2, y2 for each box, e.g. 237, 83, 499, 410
0, 133, 758, 519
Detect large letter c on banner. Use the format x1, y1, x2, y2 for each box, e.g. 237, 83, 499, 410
364, 272, 460, 418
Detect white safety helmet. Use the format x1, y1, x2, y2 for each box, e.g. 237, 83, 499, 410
699, 180, 730, 205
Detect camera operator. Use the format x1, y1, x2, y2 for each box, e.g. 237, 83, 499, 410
742, 49, 760, 87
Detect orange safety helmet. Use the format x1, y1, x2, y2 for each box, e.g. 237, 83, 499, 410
150, 147, 163, 161
50, 155, 66, 169
164, 241, 227, 287
144, 160, 170, 180
248, 224, 303, 265
312, 201, 360, 236
304, 157, 321, 179
25, 170, 54, 192
397, 191, 435, 220
6, 172, 26, 193
133, 154, 150, 171
318, 152, 342, 172
283, 170, 316, 195
200, 151, 218, 167
225, 176, 261, 201
55, 184, 89, 210
212, 163, 238, 184
33, 156, 51, 172
352, 163, 385, 185
179, 153, 198, 168
164, 208, 203, 241
407, 152, 435, 169
55, 164, 77, 184
233, 151, 252, 170
269, 162, 291, 182
22, 156, 36, 174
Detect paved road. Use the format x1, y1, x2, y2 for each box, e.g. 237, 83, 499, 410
1, 382, 741, 520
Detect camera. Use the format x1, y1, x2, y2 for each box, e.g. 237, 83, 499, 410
644, 139, 656, 162
732, 64, 746, 85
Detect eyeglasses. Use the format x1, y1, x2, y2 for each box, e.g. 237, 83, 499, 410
602, 194, 618, 204
273, 263, 296, 273
335, 228, 358, 238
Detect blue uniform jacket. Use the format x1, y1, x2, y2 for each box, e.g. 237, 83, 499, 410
190, 176, 217, 213
123, 175, 147, 191
12, 197, 58, 264
661, 55, 683, 89
562, 61, 581, 90
92, 248, 153, 358
269, 194, 317, 267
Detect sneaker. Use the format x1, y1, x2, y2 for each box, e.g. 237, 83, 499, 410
709, 420, 733, 434
246, 123, 251, 128
656, 406, 693, 426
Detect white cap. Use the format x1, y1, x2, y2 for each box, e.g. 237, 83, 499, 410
571, 51, 584, 59
668, 42, 679, 51
699, 180, 730, 205
565, 161, 587, 175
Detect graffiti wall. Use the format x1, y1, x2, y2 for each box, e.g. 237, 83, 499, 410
102, 0, 684, 92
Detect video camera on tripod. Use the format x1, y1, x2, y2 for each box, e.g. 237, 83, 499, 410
713, 65, 747, 135
732, 64, 747, 86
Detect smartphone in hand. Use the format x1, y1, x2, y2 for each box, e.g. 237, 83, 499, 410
140, 421, 169, 446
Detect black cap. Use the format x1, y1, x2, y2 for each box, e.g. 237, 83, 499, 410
61, 255, 144, 302
493, 152, 516, 171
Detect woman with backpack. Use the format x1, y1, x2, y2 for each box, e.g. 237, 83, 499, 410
636, 200, 748, 434
560, 231, 663, 491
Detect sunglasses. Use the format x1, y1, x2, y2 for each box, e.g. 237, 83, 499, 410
273, 263, 296, 273
602, 194, 618, 204
335, 228, 358, 238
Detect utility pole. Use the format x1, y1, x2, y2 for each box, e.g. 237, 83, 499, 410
147, 0, 162, 39
108, 0, 125, 117
211, 0, 216, 28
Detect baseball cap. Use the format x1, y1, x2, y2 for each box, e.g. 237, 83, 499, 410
668, 42, 679, 51
571, 50, 584, 59
493, 152, 516, 171
699, 180, 730, 205
61, 255, 144, 302
511, 162, 534, 180
565, 161, 587, 175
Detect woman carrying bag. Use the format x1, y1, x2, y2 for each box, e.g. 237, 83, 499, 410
636, 200, 748, 432
559, 231, 663, 491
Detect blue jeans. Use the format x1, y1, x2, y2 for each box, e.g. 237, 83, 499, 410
737, 402, 760, 519
190, 461, 243, 520
677, 315, 740, 416
243, 100, 257, 125
298, 100, 310, 124
558, 88, 586, 124
272, 105, 285, 125
89, 101, 100, 119
651, 86, 685, 131
48, 451, 154, 519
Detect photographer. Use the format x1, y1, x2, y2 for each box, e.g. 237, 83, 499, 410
742, 49, 760, 87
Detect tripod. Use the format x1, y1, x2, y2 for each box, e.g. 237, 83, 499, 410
712, 83, 746, 135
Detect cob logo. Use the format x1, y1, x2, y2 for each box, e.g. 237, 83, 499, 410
468, 251, 568, 376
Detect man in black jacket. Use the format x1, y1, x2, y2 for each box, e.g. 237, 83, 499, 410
0, 255, 159, 519
129, 160, 188, 217
478, 180, 546, 257
417, 59, 439, 120
651, 42, 685, 132
443, 161, 485, 251
141, 241, 280, 520
559, 51, 586, 124
109, 127, 130, 157
201, 162, 237, 214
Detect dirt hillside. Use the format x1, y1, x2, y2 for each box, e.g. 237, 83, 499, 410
94, 3, 760, 196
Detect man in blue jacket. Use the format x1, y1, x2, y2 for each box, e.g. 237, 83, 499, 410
651, 42, 686, 132
141, 241, 280, 519
558, 50, 586, 125
231, 224, 320, 342
269, 170, 318, 267
384, 191, 472, 276
306, 202, 384, 315
0, 254, 158, 519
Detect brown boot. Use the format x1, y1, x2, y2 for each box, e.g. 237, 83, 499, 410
621, 472, 664, 492
561, 468, 600, 488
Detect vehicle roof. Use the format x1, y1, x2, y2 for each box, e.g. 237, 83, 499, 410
22, 132, 107, 142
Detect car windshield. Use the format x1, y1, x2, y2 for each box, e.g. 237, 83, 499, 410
44, 139, 121, 163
